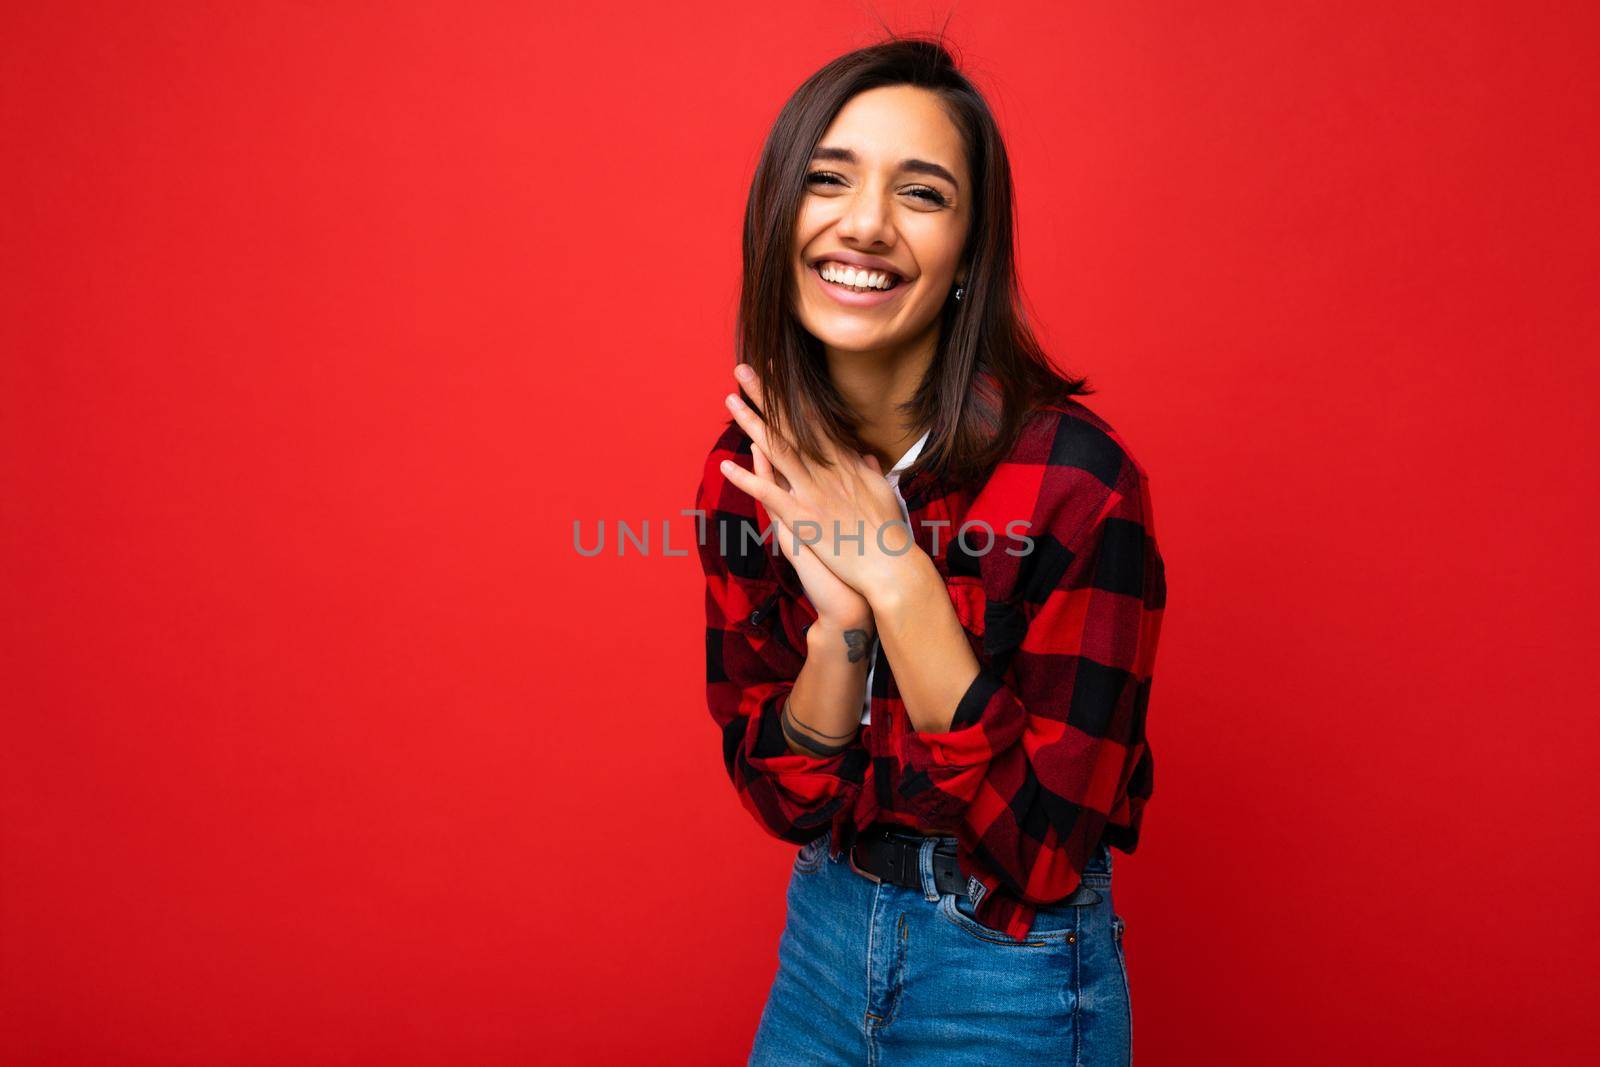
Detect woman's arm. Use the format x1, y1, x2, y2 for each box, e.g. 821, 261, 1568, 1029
780, 616, 873, 757
858, 549, 980, 736
866, 425, 1164, 938
696, 426, 869, 843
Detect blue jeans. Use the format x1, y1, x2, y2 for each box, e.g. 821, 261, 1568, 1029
749, 827, 1132, 1066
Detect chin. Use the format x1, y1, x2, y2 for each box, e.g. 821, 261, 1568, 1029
803, 320, 893, 351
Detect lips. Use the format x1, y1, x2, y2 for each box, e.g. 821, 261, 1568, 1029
809, 254, 911, 283
808, 260, 910, 307
812, 260, 906, 291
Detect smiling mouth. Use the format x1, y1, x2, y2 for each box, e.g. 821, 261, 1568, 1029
811, 260, 908, 293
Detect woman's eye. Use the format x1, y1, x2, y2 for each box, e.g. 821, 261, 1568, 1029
804, 172, 949, 207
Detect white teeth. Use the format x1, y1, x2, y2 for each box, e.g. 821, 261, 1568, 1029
819, 261, 898, 291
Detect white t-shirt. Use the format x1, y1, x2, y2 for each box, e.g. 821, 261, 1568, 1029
862, 428, 931, 725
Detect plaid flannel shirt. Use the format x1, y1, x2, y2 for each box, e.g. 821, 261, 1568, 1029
695, 398, 1166, 943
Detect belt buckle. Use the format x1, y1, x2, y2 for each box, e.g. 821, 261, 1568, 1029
848, 840, 884, 884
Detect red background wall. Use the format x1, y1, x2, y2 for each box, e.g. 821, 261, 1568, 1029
4, 3, 1596, 1064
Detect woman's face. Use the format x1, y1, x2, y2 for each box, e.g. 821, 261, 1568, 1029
791, 85, 972, 356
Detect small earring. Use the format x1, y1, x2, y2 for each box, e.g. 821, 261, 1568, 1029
954, 285, 966, 302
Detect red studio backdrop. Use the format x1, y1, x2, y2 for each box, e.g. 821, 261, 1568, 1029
4, 4, 1597, 1065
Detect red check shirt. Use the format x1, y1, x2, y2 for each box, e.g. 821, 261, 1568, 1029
694, 397, 1167, 943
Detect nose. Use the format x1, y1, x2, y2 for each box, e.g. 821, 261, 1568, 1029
833, 181, 895, 247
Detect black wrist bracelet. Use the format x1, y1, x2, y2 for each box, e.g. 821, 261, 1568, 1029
780, 698, 857, 756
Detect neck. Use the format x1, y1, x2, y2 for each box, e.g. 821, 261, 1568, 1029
823, 327, 936, 470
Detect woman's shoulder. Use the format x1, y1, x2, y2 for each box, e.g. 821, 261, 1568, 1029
965, 398, 1155, 560
1004, 397, 1152, 495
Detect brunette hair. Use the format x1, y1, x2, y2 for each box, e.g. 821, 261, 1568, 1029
736, 32, 1093, 493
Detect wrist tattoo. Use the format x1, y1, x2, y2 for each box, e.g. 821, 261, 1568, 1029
843, 628, 870, 663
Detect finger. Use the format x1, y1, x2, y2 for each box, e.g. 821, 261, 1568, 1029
732, 365, 786, 451
751, 439, 773, 482
734, 363, 765, 411
718, 456, 791, 527
752, 442, 796, 514
747, 455, 819, 566
772, 513, 830, 570
724, 392, 808, 487
768, 513, 798, 562
752, 441, 793, 494
732, 365, 839, 473
750, 443, 805, 556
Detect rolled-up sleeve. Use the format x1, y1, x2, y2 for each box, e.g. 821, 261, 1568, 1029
696, 425, 868, 844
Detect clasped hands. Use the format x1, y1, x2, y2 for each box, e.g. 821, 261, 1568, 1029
719, 363, 926, 634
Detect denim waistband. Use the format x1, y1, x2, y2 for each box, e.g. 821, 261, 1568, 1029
864, 823, 1113, 875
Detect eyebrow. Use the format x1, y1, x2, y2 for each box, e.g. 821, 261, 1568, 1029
810, 146, 960, 191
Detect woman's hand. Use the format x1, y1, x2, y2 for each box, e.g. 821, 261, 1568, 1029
720, 363, 923, 608
749, 439, 875, 635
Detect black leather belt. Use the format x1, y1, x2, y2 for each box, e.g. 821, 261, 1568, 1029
848, 824, 971, 897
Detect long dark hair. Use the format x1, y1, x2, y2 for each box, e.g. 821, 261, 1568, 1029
737, 32, 1093, 494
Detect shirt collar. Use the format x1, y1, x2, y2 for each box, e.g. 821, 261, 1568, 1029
885, 428, 931, 486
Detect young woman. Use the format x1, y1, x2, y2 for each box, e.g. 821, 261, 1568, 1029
694, 36, 1166, 1066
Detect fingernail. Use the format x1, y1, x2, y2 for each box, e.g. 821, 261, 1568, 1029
725, 393, 741, 409
735, 364, 753, 381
